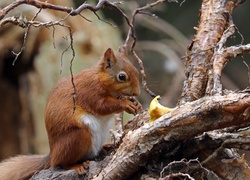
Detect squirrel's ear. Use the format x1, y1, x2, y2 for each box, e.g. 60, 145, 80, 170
103, 48, 117, 69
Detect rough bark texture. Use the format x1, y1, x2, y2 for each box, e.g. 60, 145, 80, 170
94, 92, 250, 180
2, 0, 250, 179
179, 0, 244, 104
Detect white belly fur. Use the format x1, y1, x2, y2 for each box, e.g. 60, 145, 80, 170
80, 114, 114, 158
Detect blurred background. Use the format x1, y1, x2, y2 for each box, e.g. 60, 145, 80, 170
0, 0, 250, 160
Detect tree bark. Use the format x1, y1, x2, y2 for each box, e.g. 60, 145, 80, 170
179, 0, 244, 104
94, 92, 250, 179
2, 0, 250, 179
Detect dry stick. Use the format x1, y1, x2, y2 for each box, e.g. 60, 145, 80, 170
132, 50, 156, 98
12, 8, 42, 65
37, 21, 76, 113
70, 0, 132, 30
51, 26, 56, 49
213, 43, 250, 91
67, 27, 77, 113
126, 0, 167, 49
160, 159, 206, 179
0, 0, 125, 25
208, 16, 236, 95
124, 0, 167, 98
0, 0, 70, 20
242, 59, 250, 86
209, 15, 250, 95
162, 173, 195, 180
0, 0, 132, 29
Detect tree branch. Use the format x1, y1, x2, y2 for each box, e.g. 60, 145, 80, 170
124, 0, 167, 98
95, 92, 250, 179
179, 0, 244, 104
0, 0, 132, 30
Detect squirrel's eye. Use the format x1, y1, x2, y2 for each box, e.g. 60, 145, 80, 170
117, 71, 128, 82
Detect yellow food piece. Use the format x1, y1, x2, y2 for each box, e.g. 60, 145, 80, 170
149, 95, 174, 122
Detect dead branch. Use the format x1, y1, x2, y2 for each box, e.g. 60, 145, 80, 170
160, 159, 208, 179
179, 0, 244, 104
95, 92, 250, 179
0, 0, 130, 27
209, 43, 250, 95
0, 0, 133, 39
0, 0, 133, 61
11, 8, 41, 65
205, 14, 249, 95
124, 0, 168, 98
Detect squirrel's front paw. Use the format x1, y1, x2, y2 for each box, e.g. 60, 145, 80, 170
122, 98, 142, 115
129, 97, 143, 113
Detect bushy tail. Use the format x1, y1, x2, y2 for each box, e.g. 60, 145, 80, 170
0, 154, 49, 180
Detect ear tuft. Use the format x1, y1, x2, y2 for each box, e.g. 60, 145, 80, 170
118, 45, 128, 56
103, 48, 116, 69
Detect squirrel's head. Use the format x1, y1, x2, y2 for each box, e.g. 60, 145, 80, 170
98, 46, 140, 98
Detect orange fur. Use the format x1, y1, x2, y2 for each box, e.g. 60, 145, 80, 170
0, 47, 142, 179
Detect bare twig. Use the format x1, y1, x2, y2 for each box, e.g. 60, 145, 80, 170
207, 16, 236, 95
124, 0, 167, 98
226, 43, 250, 57
12, 9, 42, 65
0, 0, 69, 20
242, 59, 250, 86
67, 27, 76, 113
124, 0, 166, 49
160, 159, 207, 179
0, 0, 133, 32
0, 0, 123, 21
161, 172, 196, 180
209, 43, 250, 95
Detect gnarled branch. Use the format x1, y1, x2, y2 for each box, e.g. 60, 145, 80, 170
95, 92, 250, 179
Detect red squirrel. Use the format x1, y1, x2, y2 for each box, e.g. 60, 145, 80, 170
0, 46, 142, 180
